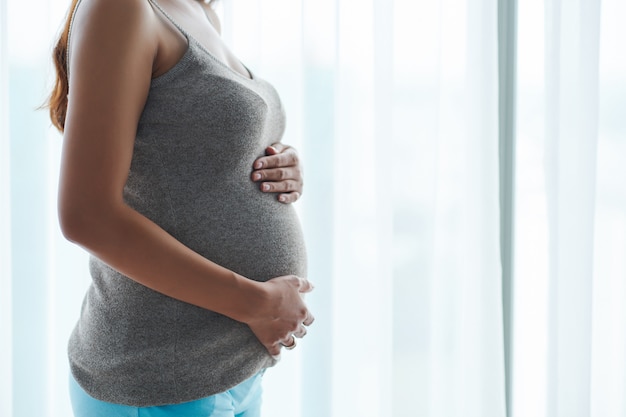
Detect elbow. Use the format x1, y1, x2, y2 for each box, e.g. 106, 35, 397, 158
58, 198, 115, 246
58, 201, 93, 244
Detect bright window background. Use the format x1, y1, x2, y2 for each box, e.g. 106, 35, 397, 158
513, 0, 626, 416
592, 0, 626, 413
513, 1, 549, 414
2, 1, 92, 417
226, 1, 504, 416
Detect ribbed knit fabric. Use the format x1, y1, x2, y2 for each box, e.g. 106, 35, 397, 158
67, 0, 306, 407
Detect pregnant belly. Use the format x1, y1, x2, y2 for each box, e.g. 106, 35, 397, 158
166, 192, 307, 282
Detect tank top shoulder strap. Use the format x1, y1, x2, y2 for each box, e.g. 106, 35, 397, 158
66, 0, 191, 78
65, 0, 85, 78
147, 0, 191, 40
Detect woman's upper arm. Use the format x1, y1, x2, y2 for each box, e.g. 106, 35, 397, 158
59, 0, 157, 236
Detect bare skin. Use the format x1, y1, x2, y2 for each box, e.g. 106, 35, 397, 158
253, 143, 304, 204
60, 0, 313, 356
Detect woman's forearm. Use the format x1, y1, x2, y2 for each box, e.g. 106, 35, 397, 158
59, 201, 263, 323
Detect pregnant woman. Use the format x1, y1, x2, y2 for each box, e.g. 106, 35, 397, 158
47, 0, 314, 415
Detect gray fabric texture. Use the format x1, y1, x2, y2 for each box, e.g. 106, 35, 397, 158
68, 0, 306, 407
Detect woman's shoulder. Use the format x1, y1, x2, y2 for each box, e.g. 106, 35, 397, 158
69, 0, 159, 52
67, 0, 160, 78
72, 0, 155, 25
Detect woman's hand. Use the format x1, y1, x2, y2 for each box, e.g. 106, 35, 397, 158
251, 143, 303, 204
245, 275, 315, 357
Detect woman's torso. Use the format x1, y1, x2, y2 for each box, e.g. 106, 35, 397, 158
68, 0, 306, 407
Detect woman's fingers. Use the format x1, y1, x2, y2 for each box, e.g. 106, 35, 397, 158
252, 167, 300, 183
277, 192, 300, 204
247, 275, 314, 356
253, 145, 298, 170
281, 334, 297, 348
303, 312, 315, 327
265, 143, 287, 155
293, 325, 307, 339
267, 343, 282, 357
254, 176, 300, 192
251, 144, 303, 204
251, 165, 302, 192
296, 277, 314, 294
252, 173, 302, 203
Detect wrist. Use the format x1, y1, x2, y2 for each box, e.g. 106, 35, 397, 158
229, 273, 266, 324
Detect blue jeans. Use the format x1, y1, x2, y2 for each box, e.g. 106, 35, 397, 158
69, 372, 264, 417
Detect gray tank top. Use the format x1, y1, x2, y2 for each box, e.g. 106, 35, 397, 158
67, 0, 306, 406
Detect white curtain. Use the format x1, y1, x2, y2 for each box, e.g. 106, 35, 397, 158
1, 1, 91, 417
513, 0, 626, 417
1, 1, 13, 416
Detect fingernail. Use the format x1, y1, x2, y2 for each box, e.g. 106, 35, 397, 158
262, 183, 270, 191
254, 161, 263, 169
252, 173, 261, 181
279, 195, 287, 202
